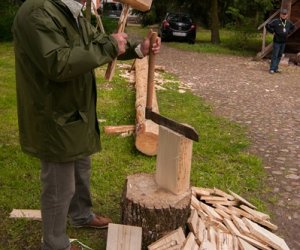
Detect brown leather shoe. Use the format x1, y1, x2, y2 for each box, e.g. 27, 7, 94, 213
74, 215, 112, 229
70, 242, 82, 250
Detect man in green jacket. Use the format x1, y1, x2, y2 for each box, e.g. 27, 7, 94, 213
12, 0, 160, 249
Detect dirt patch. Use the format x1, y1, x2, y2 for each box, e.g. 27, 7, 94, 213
156, 45, 300, 250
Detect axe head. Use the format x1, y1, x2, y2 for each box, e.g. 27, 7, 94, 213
146, 108, 199, 142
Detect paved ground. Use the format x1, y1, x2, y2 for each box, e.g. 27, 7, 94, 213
156, 45, 300, 250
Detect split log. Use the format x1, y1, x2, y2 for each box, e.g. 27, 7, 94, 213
121, 173, 191, 249
135, 57, 159, 156
103, 125, 135, 135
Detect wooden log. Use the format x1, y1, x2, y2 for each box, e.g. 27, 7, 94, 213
147, 227, 185, 250
135, 57, 159, 156
121, 173, 191, 249
106, 223, 142, 250
155, 126, 193, 194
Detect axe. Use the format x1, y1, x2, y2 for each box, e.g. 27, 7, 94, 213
145, 32, 199, 142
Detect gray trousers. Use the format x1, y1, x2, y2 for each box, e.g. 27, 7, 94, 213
41, 157, 94, 250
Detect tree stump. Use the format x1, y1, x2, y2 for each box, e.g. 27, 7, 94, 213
121, 173, 191, 249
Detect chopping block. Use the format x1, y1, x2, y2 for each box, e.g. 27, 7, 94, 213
113, 0, 152, 11
155, 125, 193, 195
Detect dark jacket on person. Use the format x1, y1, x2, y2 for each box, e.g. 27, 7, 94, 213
13, 0, 139, 162
266, 18, 295, 43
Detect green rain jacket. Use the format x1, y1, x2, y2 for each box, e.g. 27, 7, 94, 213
13, 0, 139, 162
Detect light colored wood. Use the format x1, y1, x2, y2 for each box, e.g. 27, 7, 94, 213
155, 126, 193, 194
223, 218, 241, 236
238, 238, 259, 250
192, 187, 212, 197
188, 209, 199, 235
206, 200, 239, 207
115, 0, 153, 11
208, 226, 217, 249
240, 205, 270, 221
214, 208, 232, 220
199, 239, 216, 250
182, 232, 199, 250
206, 218, 229, 233
228, 190, 257, 209
9, 209, 41, 221
233, 236, 239, 250
197, 218, 207, 244
106, 223, 142, 250
135, 57, 159, 156
238, 234, 272, 250
213, 188, 235, 201
147, 227, 185, 250
231, 215, 251, 235
200, 196, 228, 202
243, 218, 290, 250
104, 125, 135, 135
199, 202, 223, 221
105, 4, 130, 81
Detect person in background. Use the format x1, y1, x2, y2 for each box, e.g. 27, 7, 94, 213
266, 8, 295, 74
12, 0, 160, 249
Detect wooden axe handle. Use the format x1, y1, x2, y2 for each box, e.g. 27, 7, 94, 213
146, 31, 157, 110
105, 4, 130, 81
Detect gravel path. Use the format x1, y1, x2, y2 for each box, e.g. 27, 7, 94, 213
156, 45, 300, 250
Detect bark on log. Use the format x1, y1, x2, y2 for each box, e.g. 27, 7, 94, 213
135, 57, 159, 156
121, 173, 191, 249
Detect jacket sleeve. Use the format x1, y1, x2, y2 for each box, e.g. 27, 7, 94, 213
266, 19, 276, 33
16, 8, 119, 82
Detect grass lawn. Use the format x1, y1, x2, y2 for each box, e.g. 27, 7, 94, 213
0, 37, 267, 249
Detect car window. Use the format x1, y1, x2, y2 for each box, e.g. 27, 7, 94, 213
167, 14, 192, 23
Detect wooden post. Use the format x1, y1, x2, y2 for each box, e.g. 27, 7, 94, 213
155, 125, 193, 195
134, 57, 159, 156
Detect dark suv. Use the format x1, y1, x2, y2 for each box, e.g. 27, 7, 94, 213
159, 13, 196, 44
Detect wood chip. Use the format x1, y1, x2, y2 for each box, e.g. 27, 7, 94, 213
9, 209, 41, 221
240, 205, 270, 220
228, 190, 257, 209
238, 237, 259, 250
243, 218, 289, 250
213, 187, 235, 200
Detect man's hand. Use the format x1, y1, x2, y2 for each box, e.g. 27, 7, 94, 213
140, 30, 161, 56
111, 32, 128, 56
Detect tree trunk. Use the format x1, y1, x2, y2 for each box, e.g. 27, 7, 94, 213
211, 0, 220, 44
134, 58, 159, 156
121, 173, 191, 249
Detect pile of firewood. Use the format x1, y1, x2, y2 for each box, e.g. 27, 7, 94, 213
148, 187, 289, 250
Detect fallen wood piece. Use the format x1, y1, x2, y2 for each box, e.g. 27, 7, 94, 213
9, 209, 41, 221
240, 205, 270, 221
182, 232, 199, 250
238, 234, 272, 250
213, 187, 235, 201
231, 215, 251, 235
122, 173, 191, 247
214, 208, 232, 220
199, 202, 223, 221
147, 227, 185, 250
238, 237, 259, 250
206, 200, 239, 207
208, 226, 217, 249
233, 236, 239, 250
104, 125, 135, 135
192, 187, 211, 197
199, 239, 216, 250
230, 206, 278, 231
197, 218, 207, 244
223, 218, 241, 236
206, 218, 229, 233
228, 190, 257, 209
106, 223, 142, 250
135, 57, 159, 156
200, 196, 228, 202
243, 218, 290, 250
188, 209, 199, 235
